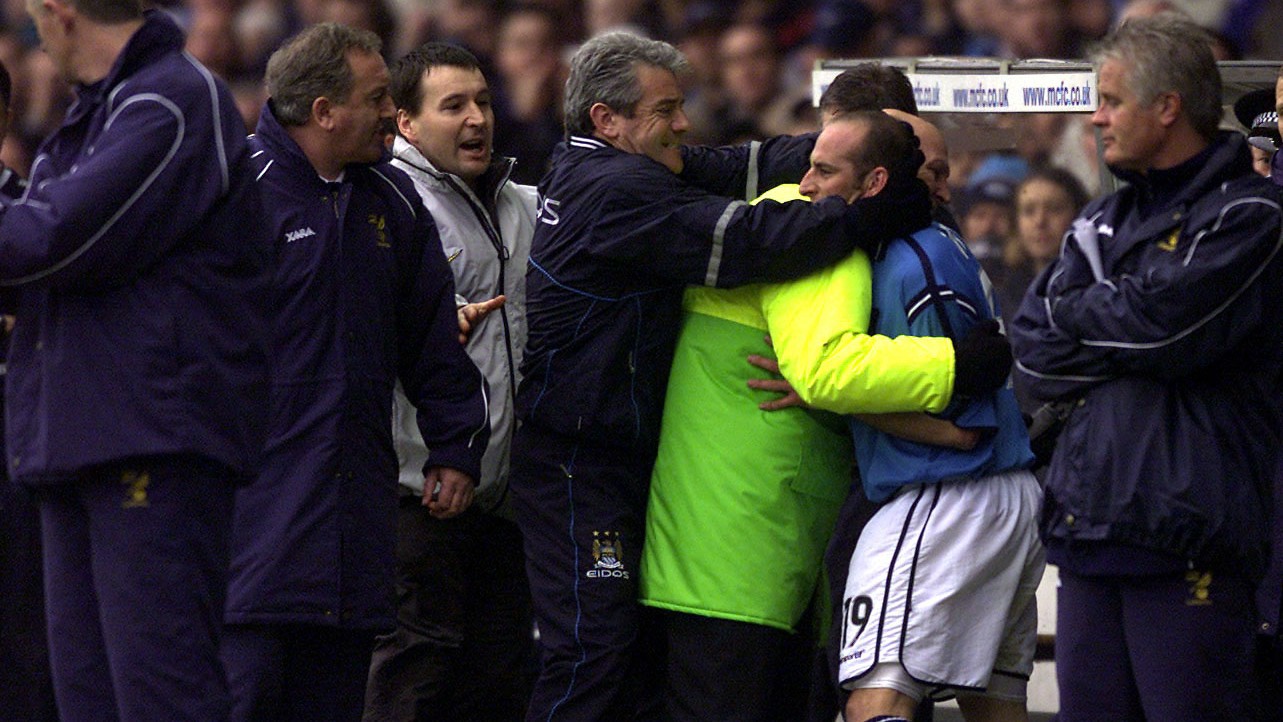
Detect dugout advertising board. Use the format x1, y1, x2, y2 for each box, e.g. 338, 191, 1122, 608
813, 58, 1281, 192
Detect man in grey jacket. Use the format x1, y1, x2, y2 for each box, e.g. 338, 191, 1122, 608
365, 43, 536, 720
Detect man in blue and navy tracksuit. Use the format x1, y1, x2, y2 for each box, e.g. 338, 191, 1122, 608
220, 24, 489, 722
0, 2, 273, 720
511, 33, 937, 721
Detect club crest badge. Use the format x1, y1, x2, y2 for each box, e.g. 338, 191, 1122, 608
587, 531, 629, 579
1185, 569, 1212, 606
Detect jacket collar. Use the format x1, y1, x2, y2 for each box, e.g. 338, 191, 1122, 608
546, 134, 614, 178
1112, 132, 1254, 212
70, 10, 183, 115
390, 135, 515, 207
1107, 132, 1256, 243
83, 10, 183, 98
253, 101, 329, 189
567, 135, 608, 151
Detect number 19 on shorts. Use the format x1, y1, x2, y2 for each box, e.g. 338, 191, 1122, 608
841, 594, 873, 649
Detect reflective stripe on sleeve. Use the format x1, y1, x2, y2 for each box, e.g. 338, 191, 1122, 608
705, 200, 746, 286
745, 140, 761, 201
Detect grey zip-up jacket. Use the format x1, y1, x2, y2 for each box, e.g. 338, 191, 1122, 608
390, 137, 537, 513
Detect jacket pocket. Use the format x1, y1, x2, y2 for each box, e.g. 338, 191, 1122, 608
786, 428, 852, 504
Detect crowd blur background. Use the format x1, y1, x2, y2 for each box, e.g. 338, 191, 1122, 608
3, 0, 1280, 183
0, 0, 1276, 355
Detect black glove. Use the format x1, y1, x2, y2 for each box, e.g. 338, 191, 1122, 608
953, 320, 1012, 399
843, 176, 933, 252
886, 123, 927, 185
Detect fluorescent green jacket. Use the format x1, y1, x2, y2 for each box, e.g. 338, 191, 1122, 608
638, 185, 955, 631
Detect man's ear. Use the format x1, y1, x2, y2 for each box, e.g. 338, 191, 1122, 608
589, 102, 617, 140
44, 0, 75, 30
396, 108, 416, 143
864, 166, 889, 197
312, 96, 336, 131
1155, 91, 1182, 128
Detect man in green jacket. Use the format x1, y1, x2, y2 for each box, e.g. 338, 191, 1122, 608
639, 111, 997, 721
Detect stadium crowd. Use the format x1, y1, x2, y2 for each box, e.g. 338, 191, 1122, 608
0, 0, 1279, 183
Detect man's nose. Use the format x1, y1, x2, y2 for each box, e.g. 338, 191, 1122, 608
672, 106, 691, 134
799, 170, 816, 197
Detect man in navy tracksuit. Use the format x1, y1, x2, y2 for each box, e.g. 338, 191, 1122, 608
1010, 16, 1283, 720
0, 2, 273, 720
220, 24, 489, 722
510, 33, 960, 721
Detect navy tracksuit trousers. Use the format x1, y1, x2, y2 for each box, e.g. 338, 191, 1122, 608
510, 425, 662, 722
222, 623, 377, 722
0, 480, 57, 721
1056, 567, 1259, 721
38, 455, 235, 722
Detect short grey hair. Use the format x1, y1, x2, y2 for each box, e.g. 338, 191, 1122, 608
266, 23, 383, 127
563, 32, 688, 138
1092, 14, 1221, 141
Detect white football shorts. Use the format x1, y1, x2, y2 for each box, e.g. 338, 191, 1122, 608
837, 469, 1045, 700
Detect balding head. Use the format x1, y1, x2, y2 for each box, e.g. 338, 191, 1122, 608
884, 109, 950, 206
800, 111, 918, 203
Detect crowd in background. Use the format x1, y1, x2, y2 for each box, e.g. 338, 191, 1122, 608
0, 0, 1274, 359
0, 0, 1280, 181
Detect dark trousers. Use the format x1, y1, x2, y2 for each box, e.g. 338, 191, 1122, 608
1256, 634, 1283, 722
0, 481, 57, 722
223, 623, 377, 722
1056, 566, 1259, 721
509, 426, 662, 722
364, 498, 534, 721
39, 456, 235, 722
658, 609, 812, 722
